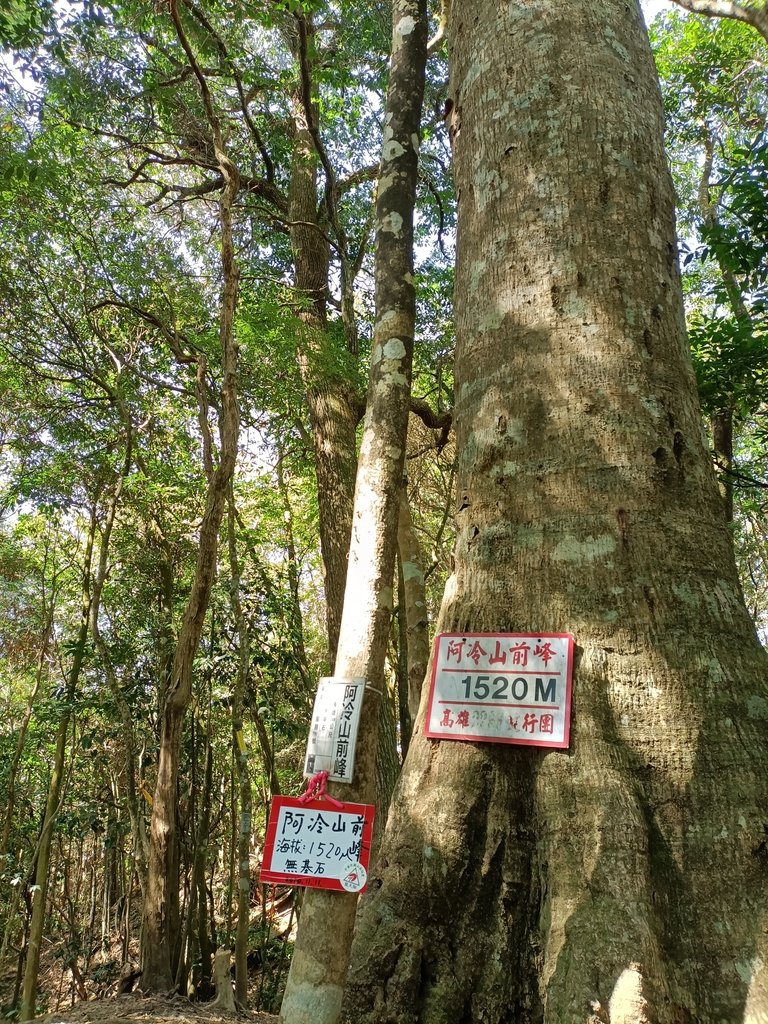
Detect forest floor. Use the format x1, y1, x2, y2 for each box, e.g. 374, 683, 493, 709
0, 932, 286, 1024
1, 885, 294, 1023
39, 994, 278, 1024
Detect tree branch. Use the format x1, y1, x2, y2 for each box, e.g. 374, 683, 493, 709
715, 458, 768, 489
336, 163, 379, 198
180, 0, 276, 182
668, 0, 768, 44
409, 397, 452, 448
427, 0, 451, 53
89, 299, 198, 365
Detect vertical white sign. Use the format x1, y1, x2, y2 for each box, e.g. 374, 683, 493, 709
303, 677, 365, 783
425, 633, 574, 748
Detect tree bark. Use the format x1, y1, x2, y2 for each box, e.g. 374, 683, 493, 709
89, 426, 149, 889
345, 3, 768, 1023
667, 0, 768, 44
711, 406, 735, 522
396, 556, 413, 760
275, 451, 312, 690
697, 130, 748, 525
1, 611, 51, 859
374, 686, 401, 848
397, 489, 429, 727
279, 3, 429, 1023
186, 735, 214, 999
211, 949, 236, 1013
288, 59, 359, 665
227, 489, 254, 1008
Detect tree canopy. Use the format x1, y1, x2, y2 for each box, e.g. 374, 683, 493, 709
0, 0, 766, 1020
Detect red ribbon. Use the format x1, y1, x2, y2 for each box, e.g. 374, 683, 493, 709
298, 770, 344, 809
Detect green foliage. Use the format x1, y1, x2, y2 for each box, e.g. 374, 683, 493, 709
0, 0, 52, 50
650, 9, 768, 638
680, 131, 768, 417
704, 136, 768, 296
688, 308, 767, 414
650, 14, 768, 415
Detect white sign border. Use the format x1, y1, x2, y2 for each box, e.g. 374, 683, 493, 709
424, 632, 574, 749
260, 796, 375, 893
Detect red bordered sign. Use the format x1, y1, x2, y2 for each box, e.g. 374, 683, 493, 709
425, 632, 574, 749
261, 796, 375, 893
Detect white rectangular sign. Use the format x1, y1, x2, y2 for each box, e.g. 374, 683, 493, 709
425, 632, 574, 749
303, 677, 365, 782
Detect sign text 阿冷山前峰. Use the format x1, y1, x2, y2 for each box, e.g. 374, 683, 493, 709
425, 632, 574, 748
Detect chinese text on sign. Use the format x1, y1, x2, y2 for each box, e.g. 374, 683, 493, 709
261, 796, 375, 892
425, 632, 574, 748
303, 676, 365, 783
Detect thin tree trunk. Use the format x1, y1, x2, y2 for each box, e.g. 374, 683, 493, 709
276, 449, 312, 689
225, 763, 236, 946
185, 737, 214, 999
346, 3, 768, 1022
227, 488, 254, 1008
712, 405, 735, 522
1, 611, 52, 859
397, 488, 429, 726
279, 4, 428, 1022
20, 507, 98, 1022
395, 557, 412, 760
303, 381, 359, 664
697, 131, 749, 525
0, 879, 23, 967
89, 425, 149, 888
374, 686, 400, 849
141, 1, 241, 991
286, 14, 409, 832
249, 704, 282, 798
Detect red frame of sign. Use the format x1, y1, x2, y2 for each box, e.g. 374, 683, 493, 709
424, 632, 574, 749
260, 795, 375, 892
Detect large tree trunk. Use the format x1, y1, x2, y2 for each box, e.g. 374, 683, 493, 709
345, 3, 768, 1023
288, 69, 359, 665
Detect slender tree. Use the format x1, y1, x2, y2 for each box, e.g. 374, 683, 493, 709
226, 487, 254, 1008
140, 0, 242, 990
279, 1, 429, 1021
20, 501, 99, 1022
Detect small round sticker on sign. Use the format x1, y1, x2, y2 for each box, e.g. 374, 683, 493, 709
339, 861, 367, 893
